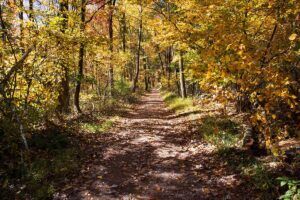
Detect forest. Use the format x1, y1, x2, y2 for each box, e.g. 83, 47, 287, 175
0, 0, 299, 199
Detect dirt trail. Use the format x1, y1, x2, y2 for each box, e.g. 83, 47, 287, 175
56, 90, 251, 200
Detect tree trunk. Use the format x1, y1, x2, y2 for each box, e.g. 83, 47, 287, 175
19, 0, 24, 53
191, 82, 196, 96
57, 0, 70, 113
74, 0, 86, 113
179, 51, 187, 98
120, 12, 127, 80
108, 0, 116, 97
166, 47, 172, 89
74, 44, 84, 113
143, 55, 149, 91
121, 12, 126, 52
175, 67, 180, 96
132, 1, 142, 92
28, 0, 33, 19
0, 5, 5, 43
158, 53, 165, 75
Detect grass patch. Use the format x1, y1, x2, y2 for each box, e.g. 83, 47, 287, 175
80, 116, 118, 134
162, 92, 198, 113
198, 116, 280, 198
0, 130, 82, 200
217, 148, 277, 199
25, 147, 79, 199
199, 116, 240, 148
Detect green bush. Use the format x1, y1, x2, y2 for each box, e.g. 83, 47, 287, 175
80, 117, 117, 134
25, 147, 79, 199
277, 177, 300, 200
199, 117, 240, 148
115, 80, 138, 103
162, 92, 198, 113
217, 148, 276, 198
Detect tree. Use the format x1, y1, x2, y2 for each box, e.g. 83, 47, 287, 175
131, 0, 143, 92
74, 0, 87, 113
57, 0, 71, 113
178, 51, 187, 98
108, 0, 117, 96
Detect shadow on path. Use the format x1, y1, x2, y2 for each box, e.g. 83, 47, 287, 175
55, 90, 258, 200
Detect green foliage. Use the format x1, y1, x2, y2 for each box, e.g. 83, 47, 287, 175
277, 177, 300, 200
114, 80, 138, 103
162, 92, 198, 113
217, 148, 277, 198
162, 92, 177, 102
199, 117, 240, 148
0, 130, 81, 200
25, 147, 79, 199
80, 117, 117, 134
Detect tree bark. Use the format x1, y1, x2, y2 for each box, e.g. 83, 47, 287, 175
28, 0, 33, 19
120, 11, 127, 80
0, 4, 5, 43
108, 0, 116, 97
175, 67, 180, 96
143, 55, 149, 91
57, 0, 70, 113
179, 51, 187, 98
121, 12, 126, 52
166, 47, 172, 89
132, 1, 142, 92
74, 0, 86, 113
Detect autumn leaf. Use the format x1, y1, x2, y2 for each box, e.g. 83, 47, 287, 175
289, 33, 297, 41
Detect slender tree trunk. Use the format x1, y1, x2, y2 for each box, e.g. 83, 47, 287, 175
158, 53, 165, 75
148, 61, 152, 89
74, 0, 86, 113
0, 5, 5, 43
0, 5, 4, 63
28, 0, 33, 19
120, 12, 127, 80
57, 0, 70, 113
191, 82, 196, 96
179, 51, 187, 98
132, 1, 142, 92
143, 55, 149, 91
108, 0, 116, 97
166, 47, 172, 89
19, 0, 24, 53
74, 44, 84, 112
175, 67, 180, 96
121, 12, 126, 52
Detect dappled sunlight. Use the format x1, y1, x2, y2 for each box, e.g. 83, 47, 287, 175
130, 134, 163, 145
53, 90, 262, 200
154, 145, 182, 159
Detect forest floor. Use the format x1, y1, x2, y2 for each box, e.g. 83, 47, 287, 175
53, 90, 290, 200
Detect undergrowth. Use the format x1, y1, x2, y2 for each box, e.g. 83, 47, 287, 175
217, 147, 278, 199
162, 91, 299, 199
80, 116, 118, 134
0, 129, 81, 200
198, 116, 240, 148
162, 92, 198, 113
0, 83, 134, 199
